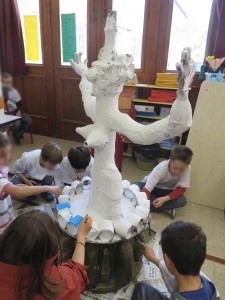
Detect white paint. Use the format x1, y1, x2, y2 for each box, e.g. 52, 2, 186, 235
70, 11, 195, 221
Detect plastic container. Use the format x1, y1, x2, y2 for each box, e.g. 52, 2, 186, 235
135, 153, 158, 171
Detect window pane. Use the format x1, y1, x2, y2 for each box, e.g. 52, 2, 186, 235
167, 0, 213, 71
59, 0, 87, 65
113, 0, 146, 69
17, 0, 43, 64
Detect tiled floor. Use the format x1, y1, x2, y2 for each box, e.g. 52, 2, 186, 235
10, 134, 225, 299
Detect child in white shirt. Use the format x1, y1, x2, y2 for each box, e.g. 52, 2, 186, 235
61, 146, 94, 185
136, 145, 193, 218
0, 134, 60, 233
12, 142, 63, 202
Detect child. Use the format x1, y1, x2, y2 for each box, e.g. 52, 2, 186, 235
131, 221, 220, 300
2, 72, 32, 145
0, 210, 92, 299
136, 145, 193, 218
61, 145, 94, 185
0, 133, 61, 233
12, 142, 63, 202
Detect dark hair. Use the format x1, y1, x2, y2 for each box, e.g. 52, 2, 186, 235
170, 145, 193, 164
41, 142, 63, 165
0, 133, 10, 148
1, 72, 12, 80
161, 221, 206, 276
68, 145, 91, 169
0, 211, 63, 300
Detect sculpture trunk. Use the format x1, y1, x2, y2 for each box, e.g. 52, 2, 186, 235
88, 93, 123, 220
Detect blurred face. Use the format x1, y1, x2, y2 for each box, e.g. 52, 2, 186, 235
40, 159, 57, 171
2, 76, 13, 88
169, 159, 187, 177
0, 145, 12, 167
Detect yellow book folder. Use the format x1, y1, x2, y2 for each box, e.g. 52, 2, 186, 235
155, 73, 178, 88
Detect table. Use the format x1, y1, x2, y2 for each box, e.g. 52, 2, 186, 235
0, 114, 21, 128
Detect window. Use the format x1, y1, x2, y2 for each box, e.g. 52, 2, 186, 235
18, 0, 43, 64
113, 0, 146, 69
167, 0, 213, 71
59, 0, 87, 65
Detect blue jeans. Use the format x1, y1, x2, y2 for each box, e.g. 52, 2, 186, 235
131, 282, 169, 300
11, 175, 54, 186
134, 182, 186, 212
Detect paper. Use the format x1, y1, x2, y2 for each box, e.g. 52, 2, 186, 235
24, 15, 40, 61
61, 13, 77, 62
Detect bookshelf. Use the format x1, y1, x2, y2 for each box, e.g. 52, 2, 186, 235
120, 84, 183, 158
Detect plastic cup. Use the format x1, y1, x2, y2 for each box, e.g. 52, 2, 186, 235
67, 215, 83, 236
98, 220, 114, 242
56, 202, 70, 210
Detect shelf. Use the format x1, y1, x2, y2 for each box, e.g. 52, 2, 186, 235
136, 115, 162, 120
124, 83, 178, 90
133, 98, 173, 106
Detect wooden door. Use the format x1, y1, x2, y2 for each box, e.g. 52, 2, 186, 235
16, 0, 56, 136
50, 0, 101, 141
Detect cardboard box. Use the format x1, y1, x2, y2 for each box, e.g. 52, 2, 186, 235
118, 96, 132, 110
135, 105, 155, 112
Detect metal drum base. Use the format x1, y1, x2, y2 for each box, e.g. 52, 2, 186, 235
60, 226, 152, 293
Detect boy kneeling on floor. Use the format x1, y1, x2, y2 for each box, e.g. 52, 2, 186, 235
12, 142, 63, 202
136, 145, 193, 218
61, 145, 94, 185
131, 221, 220, 300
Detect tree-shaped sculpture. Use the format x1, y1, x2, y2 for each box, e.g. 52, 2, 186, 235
70, 11, 195, 220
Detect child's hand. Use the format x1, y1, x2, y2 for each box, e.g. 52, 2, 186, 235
77, 215, 93, 238
144, 245, 160, 266
48, 186, 62, 196
26, 179, 37, 186
153, 197, 168, 208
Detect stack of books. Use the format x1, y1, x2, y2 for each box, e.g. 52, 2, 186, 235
148, 89, 176, 104
118, 86, 137, 113
155, 73, 178, 88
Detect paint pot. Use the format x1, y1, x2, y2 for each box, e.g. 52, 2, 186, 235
124, 184, 140, 199
56, 202, 70, 210
67, 215, 83, 236
58, 195, 69, 204
81, 176, 92, 186
113, 219, 134, 238
87, 221, 99, 241
122, 180, 130, 189
135, 206, 149, 221
58, 208, 71, 229
98, 220, 114, 242
71, 180, 83, 194
126, 213, 143, 228
62, 186, 73, 195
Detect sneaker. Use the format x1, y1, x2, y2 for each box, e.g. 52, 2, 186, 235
42, 192, 54, 202
170, 209, 176, 219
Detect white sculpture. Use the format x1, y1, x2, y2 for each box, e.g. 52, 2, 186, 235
70, 11, 195, 220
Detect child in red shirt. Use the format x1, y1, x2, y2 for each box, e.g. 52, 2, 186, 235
0, 210, 92, 300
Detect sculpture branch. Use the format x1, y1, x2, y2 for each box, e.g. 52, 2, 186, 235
70, 53, 96, 121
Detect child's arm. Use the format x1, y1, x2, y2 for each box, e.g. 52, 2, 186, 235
142, 168, 161, 199
153, 186, 186, 208
15, 172, 36, 186
5, 184, 61, 198
72, 215, 92, 265
144, 245, 160, 267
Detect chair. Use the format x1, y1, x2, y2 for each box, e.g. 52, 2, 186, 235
4, 101, 33, 144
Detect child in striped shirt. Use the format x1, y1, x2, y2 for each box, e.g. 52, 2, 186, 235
0, 133, 61, 233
